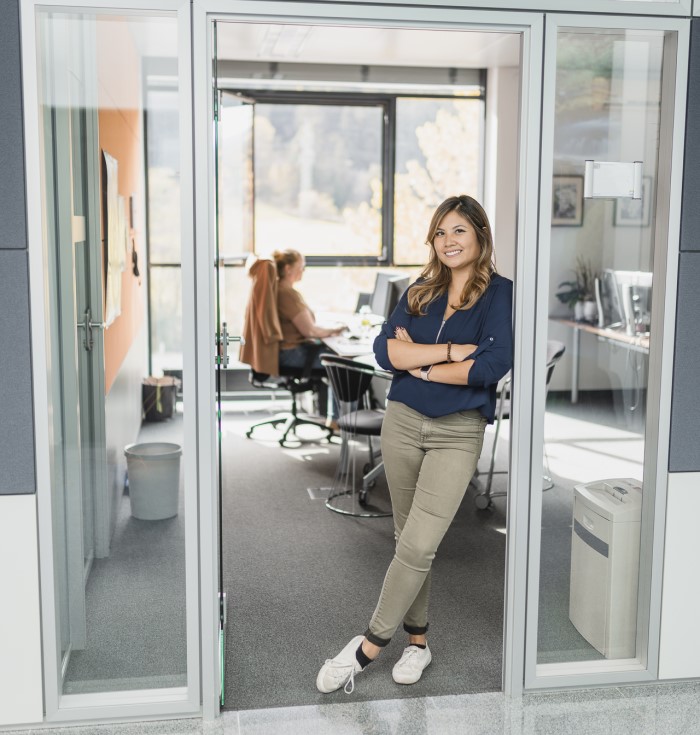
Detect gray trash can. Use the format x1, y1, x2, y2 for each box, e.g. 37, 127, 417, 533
124, 442, 182, 520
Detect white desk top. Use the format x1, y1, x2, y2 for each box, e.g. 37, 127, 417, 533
323, 334, 376, 358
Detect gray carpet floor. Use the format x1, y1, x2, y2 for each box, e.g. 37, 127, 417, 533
221, 411, 507, 710
64, 391, 635, 700
64, 416, 187, 693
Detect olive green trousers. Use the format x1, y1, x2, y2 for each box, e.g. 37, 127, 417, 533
365, 400, 486, 646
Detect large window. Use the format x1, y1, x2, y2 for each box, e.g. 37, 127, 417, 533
394, 97, 484, 264
148, 88, 484, 371
254, 102, 384, 258
146, 86, 182, 374
222, 90, 484, 266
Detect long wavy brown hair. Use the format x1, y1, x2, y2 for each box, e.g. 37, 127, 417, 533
407, 195, 496, 316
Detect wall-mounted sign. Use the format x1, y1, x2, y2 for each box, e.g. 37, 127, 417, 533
583, 160, 643, 199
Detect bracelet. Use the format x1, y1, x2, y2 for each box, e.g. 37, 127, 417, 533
446, 341, 453, 363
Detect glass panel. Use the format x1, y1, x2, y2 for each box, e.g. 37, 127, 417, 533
37, 9, 187, 694
253, 103, 383, 257
150, 267, 183, 376
146, 88, 181, 264
219, 93, 254, 258
222, 264, 420, 365
394, 97, 484, 265
537, 28, 666, 666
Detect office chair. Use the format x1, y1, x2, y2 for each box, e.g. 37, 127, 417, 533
245, 344, 334, 447
240, 257, 333, 447
318, 354, 391, 518
474, 340, 566, 509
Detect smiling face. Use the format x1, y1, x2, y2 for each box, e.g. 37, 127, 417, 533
431, 210, 481, 276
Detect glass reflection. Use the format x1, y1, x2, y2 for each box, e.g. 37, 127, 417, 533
38, 10, 187, 693
538, 29, 665, 665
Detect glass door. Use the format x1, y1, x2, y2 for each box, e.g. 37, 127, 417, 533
38, 10, 108, 679
212, 22, 253, 706
527, 15, 687, 688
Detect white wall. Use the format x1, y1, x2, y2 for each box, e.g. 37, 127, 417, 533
659, 471, 700, 679
104, 323, 148, 550
0, 495, 42, 725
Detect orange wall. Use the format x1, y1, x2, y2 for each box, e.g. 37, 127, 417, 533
97, 21, 145, 394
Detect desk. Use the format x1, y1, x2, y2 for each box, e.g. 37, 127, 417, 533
550, 317, 650, 403
318, 310, 383, 358
323, 334, 377, 358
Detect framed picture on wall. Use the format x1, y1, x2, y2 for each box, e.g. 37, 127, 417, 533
614, 177, 652, 227
552, 175, 584, 226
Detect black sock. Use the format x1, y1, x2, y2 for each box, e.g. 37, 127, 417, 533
355, 644, 373, 669
411, 643, 427, 650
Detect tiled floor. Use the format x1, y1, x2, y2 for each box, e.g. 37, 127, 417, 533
225, 683, 700, 735
6, 683, 700, 735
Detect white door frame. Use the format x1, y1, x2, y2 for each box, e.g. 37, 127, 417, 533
20, 0, 689, 723
192, 0, 545, 716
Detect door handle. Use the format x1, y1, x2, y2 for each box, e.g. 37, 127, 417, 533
215, 322, 245, 367
76, 307, 105, 351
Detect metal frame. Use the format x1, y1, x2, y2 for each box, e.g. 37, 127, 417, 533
194, 0, 546, 712
221, 90, 393, 266
330, 0, 693, 16
525, 13, 689, 690
212, 88, 485, 268
16, 0, 689, 724
21, 0, 200, 722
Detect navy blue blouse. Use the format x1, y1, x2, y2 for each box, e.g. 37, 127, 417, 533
373, 274, 513, 423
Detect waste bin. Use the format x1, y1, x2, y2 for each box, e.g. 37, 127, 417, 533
142, 376, 181, 422
124, 442, 182, 520
569, 478, 642, 658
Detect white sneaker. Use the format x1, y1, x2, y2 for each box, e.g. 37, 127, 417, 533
316, 635, 365, 694
392, 644, 432, 685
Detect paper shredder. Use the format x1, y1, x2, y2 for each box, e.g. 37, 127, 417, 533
569, 478, 643, 659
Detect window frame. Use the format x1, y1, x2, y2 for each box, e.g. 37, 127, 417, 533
219, 87, 486, 267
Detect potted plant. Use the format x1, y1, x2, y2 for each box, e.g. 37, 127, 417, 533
556, 257, 598, 322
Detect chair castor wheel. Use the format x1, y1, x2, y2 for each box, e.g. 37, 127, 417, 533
359, 490, 368, 506
475, 494, 492, 510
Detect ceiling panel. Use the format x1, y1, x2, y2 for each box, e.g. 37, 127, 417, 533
216, 22, 521, 69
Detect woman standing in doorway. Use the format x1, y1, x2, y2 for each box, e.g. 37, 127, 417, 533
316, 195, 513, 693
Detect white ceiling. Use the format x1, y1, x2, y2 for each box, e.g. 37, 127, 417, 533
216, 22, 521, 69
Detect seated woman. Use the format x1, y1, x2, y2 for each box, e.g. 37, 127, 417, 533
274, 249, 345, 417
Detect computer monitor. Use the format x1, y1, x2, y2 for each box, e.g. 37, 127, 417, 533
597, 269, 652, 334
369, 272, 399, 319
385, 276, 410, 320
